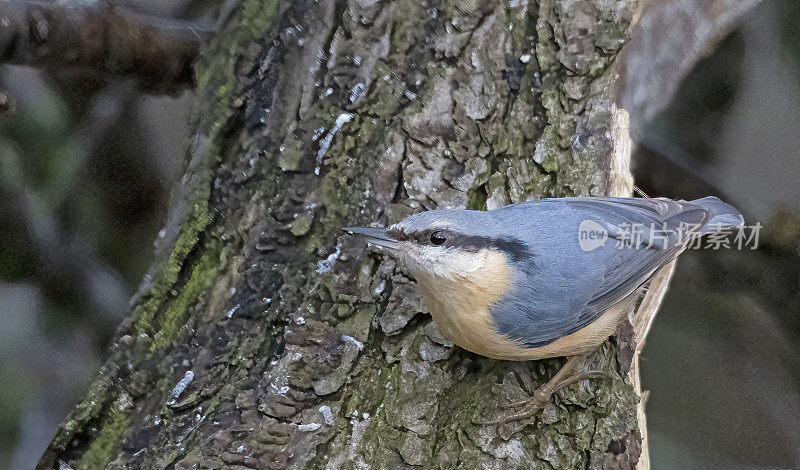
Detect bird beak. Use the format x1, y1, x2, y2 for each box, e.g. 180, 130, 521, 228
343, 226, 400, 250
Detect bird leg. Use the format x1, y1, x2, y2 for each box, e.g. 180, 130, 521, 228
475, 355, 607, 425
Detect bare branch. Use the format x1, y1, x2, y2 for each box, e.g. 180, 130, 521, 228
0, 1, 209, 93
618, 0, 761, 133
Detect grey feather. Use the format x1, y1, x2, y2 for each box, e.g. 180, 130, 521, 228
397, 196, 743, 347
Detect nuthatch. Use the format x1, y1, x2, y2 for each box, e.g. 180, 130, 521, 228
346, 196, 743, 418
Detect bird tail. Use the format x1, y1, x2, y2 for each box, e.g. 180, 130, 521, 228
689, 196, 745, 233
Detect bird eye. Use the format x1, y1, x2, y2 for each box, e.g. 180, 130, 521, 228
429, 231, 447, 245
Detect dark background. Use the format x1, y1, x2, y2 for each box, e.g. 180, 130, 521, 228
1, 1, 798, 468
634, 2, 800, 467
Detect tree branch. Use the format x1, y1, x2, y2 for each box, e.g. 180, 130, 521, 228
0, 1, 209, 93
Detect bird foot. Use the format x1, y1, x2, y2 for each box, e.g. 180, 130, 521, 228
474, 359, 608, 426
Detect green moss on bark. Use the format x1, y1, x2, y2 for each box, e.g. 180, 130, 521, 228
76, 403, 130, 470
151, 240, 223, 350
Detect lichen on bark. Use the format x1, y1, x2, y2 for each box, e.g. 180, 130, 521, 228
38, 0, 643, 468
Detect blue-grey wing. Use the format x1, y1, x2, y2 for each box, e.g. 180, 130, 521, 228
489, 196, 739, 347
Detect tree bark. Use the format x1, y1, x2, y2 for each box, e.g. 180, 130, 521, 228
39, 0, 647, 468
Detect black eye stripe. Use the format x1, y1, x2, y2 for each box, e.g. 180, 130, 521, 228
387, 228, 408, 241
395, 229, 453, 245
393, 225, 532, 260
402, 230, 532, 261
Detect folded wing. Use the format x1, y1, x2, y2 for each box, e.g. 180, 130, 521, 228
490, 196, 743, 347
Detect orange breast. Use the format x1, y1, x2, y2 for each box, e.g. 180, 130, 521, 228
411, 250, 639, 360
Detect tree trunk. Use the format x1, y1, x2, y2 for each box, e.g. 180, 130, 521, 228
39, 0, 646, 468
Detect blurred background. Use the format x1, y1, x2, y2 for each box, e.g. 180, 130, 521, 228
0, 0, 798, 468
0, 1, 199, 467
636, 0, 800, 466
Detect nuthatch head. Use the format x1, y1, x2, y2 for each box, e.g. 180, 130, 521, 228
344, 209, 527, 279
346, 196, 743, 361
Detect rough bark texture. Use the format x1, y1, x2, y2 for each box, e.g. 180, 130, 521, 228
39, 0, 644, 468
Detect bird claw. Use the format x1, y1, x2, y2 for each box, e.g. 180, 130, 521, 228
473, 405, 541, 425
473, 365, 609, 426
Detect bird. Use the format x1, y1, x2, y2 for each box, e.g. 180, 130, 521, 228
344, 196, 743, 422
